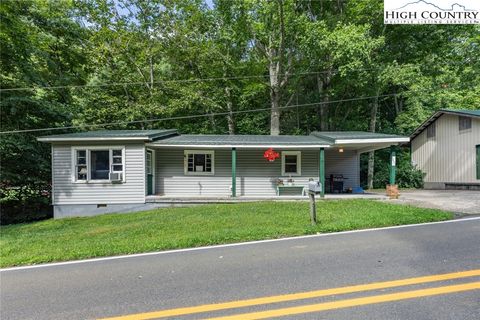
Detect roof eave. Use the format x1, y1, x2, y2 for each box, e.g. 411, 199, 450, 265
37, 137, 151, 142
410, 109, 480, 140
410, 111, 443, 140
334, 137, 410, 145
146, 143, 331, 149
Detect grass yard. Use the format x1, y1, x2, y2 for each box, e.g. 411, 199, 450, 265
0, 200, 452, 268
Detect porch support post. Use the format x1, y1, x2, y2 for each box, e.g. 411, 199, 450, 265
319, 148, 325, 198
231, 147, 237, 197
389, 146, 396, 185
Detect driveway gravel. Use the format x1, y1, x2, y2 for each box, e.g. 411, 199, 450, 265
391, 190, 480, 216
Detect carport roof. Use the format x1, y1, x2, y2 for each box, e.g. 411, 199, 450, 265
311, 131, 409, 144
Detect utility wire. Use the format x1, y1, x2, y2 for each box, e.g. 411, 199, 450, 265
0, 69, 372, 92
2, 85, 476, 135
0, 92, 416, 135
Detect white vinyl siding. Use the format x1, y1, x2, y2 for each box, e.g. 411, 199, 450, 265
412, 114, 480, 185
155, 148, 359, 196
52, 143, 145, 204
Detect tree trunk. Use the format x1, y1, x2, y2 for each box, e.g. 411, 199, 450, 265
367, 95, 379, 190
224, 86, 235, 135
267, 0, 287, 136
316, 72, 331, 131
269, 49, 281, 135
270, 87, 281, 135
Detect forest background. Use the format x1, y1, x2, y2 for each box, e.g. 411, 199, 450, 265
1, 0, 479, 223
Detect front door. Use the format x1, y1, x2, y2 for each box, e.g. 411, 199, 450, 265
146, 150, 154, 195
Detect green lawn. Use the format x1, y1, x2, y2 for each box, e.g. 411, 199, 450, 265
0, 200, 452, 268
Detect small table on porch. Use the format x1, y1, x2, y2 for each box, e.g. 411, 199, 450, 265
276, 185, 305, 196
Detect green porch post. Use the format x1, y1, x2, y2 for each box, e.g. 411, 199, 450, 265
320, 148, 325, 198
389, 146, 396, 185
231, 147, 237, 197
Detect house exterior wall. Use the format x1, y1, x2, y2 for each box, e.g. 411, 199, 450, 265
411, 114, 480, 189
155, 148, 359, 196
51, 142, 146, 205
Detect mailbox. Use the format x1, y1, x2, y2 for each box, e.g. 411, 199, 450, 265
308, 180, 322, 194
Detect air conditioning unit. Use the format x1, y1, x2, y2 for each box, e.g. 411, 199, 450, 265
109, 172, 123, 183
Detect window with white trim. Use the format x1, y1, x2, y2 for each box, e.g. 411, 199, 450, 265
75, 150, 87, 181
281, 151, 301, 176
184, 150, 214, 175
73, 147, 124, 182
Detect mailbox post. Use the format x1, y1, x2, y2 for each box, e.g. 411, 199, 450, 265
308, 180, 323, 225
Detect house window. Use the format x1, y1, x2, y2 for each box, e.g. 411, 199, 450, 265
73, 147, 124, 182
76, 150, 87, 181
112, 149, 123, 172
146, 151, 152, 175
281, 151, 301, 176
459, 116, 472, 131
427, 122, 436, 138
90, 150, 110, 180
184, 150, 214, 175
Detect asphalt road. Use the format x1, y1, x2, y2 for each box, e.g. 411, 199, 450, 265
1, 218, 480, 320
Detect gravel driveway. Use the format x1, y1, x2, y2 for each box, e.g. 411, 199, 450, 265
391, 190, 480, 216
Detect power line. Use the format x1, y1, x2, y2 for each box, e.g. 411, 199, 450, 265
0, 69, 372, 92
0, 92, 408, 135
0, 71, 325, 92
2, 85, 476, 135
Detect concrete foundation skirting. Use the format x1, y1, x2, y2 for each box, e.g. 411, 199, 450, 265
53, 203, 195, 219
54, 194, 387, 218
423, 182, 446, 189
424, 182, 480, 190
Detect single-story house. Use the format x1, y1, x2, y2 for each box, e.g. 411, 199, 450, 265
411, 109, 480, 190
38, 130, 409, 218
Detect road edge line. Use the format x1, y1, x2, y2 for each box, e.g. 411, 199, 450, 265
2, 216, 479, 272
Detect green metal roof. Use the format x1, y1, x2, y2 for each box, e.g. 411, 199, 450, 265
439, 109, 480, 117
37, 129, 178, 142
38, 129, 409, 147
151, 134, 332, 146
411, 109, 480, 139
311, 131, 408, 143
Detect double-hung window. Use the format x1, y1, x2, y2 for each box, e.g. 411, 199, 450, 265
281, 151, 301, 176
184, 150, 214, 175
73, 147, 125, 182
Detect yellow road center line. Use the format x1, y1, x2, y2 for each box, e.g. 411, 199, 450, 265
98, 269, 480, 320
205, 282, 480, 320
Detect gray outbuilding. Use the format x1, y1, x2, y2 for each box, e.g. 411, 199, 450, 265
410, 109, 480, 190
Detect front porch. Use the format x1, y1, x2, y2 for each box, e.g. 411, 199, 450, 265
145, 132, 405, 199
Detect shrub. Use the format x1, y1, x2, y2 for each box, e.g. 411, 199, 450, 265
0, 184, 53, 225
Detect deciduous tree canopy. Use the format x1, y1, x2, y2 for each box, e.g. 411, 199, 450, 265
1, 0, 479, 221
